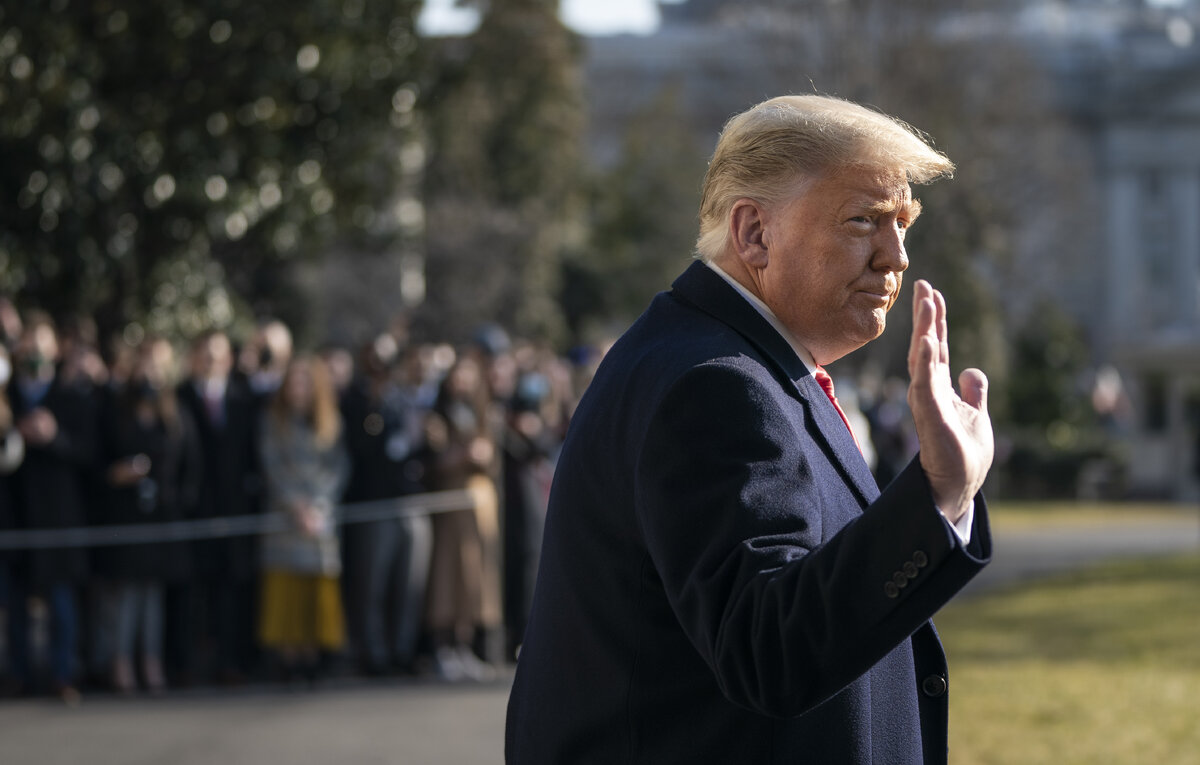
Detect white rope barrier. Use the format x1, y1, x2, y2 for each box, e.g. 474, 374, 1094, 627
0, 489, 477, 551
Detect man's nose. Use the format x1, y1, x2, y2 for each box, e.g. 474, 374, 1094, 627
872, 226, 908, 272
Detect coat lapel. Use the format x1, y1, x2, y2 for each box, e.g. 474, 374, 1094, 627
670, 261, 880, 506
791, 373, 880, 505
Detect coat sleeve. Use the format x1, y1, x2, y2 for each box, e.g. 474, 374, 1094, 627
633, 360, 990, 718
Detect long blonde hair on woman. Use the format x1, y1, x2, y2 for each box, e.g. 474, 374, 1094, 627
269, 353, 342, 450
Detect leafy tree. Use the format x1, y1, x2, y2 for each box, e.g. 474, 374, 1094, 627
1007, 301, 1095, 435
1001, 301, 1113, 496
0, 0, 423, 344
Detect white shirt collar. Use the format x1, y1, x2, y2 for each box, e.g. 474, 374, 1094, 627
705, 261, 816, 374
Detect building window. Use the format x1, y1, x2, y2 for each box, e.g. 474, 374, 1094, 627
1140, 171, 1176, 329
1141, 172, 1173, 282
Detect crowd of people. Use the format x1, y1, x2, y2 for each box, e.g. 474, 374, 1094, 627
0, 296, 918, 705
0, 299, 587, 703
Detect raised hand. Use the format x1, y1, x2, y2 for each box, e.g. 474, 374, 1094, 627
906, 280, 994, 522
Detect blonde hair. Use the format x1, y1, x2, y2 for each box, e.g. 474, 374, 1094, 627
695, 95, 954, 262
270, 354, 342, 450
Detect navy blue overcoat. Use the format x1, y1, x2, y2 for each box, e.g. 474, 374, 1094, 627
506, 262, 991, 764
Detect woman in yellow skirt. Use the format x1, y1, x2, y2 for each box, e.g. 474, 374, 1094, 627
257, 354, 349, 683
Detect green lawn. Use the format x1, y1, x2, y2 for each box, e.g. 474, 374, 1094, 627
937, 554, 1200, 764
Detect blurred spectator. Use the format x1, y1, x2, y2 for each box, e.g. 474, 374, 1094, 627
176, 331, 264, 685
0, 342, 26, 692
104, 334, 141, 391
866, 376, 917, 489
239, 319, 294, 399
472, 322, 511, 360
0, 342, 24, 472
57, 314, 108, 388
55, 316, 110, 687
340, 335, 432, 676
1091, 364, 1132, 434
8, 313, 98, 703
0, 297, 22, 350
496, 346, 563, 659
567, 338, 614, 403
319, 344, 355, 396
0, 342, 24, 470
95, 338, 202, 694
257, 354, 350, 685
424, 354, 501, 682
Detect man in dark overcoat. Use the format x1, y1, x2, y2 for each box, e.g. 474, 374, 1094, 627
506, 95, 994, 764
175, 330, 264, 682
8, 316, 97, 698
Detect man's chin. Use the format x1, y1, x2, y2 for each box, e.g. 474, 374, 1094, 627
857, 311, 888, 343
815, 327, 883, 365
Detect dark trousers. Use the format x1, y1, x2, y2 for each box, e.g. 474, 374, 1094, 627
173, 579, 257, 681
343, 515, 432, 670
3, 572, 79, 689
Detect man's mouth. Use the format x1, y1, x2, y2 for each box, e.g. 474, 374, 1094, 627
856, 288, 892, 306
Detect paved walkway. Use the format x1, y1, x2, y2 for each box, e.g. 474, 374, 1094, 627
1, 512, 1195, 765
0, 675, 514, 765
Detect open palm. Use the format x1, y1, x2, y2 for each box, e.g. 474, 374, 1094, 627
906, 279, 994, 521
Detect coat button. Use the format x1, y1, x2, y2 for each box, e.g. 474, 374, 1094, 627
884, 581, 900, 599
892, 571, 909, 588
922, 674, 948, 698
913, 550, 928, 568
902, 561, 919, 578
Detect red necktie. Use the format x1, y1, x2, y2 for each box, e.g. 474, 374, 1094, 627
813, 366, 862, 454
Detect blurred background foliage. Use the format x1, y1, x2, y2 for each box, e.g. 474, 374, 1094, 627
0, 0, 424, 345
562, 85, 704, 342
421, 0, 585, 346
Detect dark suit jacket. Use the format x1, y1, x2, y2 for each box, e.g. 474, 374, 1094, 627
506, 262, 991, 764
94, 387, 203, 583
176, 376, 263, 581
340, 378, 426, 502
8, 375, 97, 588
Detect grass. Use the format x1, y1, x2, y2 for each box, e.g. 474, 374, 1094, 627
937, 553, 1200, 764
988, 501, 1199, 531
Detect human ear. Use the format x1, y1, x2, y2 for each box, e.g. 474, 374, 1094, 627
729, 198, 769, 269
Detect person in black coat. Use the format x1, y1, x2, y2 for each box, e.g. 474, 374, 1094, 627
8, 315, 97, 700
495, 354, 564, 661
506, 96, 994, 764
0, 342, 26, 694
175, 330, 264, 683
340, 336, 433, 676
95, 338, 202, 693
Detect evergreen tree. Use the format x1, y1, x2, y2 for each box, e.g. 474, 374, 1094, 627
0, 0, 423, 342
